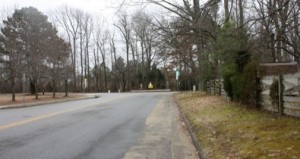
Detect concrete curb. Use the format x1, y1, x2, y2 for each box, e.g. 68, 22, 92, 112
130, 89, 171, 93
0, 95, 99, 109
173, 95, 205, 159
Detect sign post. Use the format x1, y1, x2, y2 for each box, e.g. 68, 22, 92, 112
84, 78, 87, 93
176, 69, 180, 91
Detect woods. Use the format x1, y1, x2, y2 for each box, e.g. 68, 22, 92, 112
0, 1, 299, 105
0, 7, 71, 101
148, 0, 299, 106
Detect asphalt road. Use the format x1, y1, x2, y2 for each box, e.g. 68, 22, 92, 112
0, 92, 197, 159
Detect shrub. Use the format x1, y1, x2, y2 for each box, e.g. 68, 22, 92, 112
223, 59, 261, 108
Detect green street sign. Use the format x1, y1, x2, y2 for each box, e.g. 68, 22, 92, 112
176, 69, 180, 80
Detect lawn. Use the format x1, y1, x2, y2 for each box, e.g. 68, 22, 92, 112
0, 93, 82, 106
175, 92, 300, 159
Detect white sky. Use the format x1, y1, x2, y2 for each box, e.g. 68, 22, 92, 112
1, 0, 159, 16
0, 0, 211, 66
0, 0, 165, 32
0, 0, 155, 62
2, 0, 134, 18
2, 0, 127, 12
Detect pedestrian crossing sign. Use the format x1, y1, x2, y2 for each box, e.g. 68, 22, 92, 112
148, 82, 153, 89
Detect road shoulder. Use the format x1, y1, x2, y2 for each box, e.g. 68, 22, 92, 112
123, 95, 198, 159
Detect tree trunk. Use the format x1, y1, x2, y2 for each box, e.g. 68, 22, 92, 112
278, 75, 284, 115
224, 0, 230, 22
52, 79, 56, 98
126, 40, 131, 91
35, 81, 38, 100
123, 73, 126, 92
271, 33, 276, 62
294, 12, 299, 61
65, 79, 68, 97
11, 76, 16, 102
104, 65, 108, 91
279, 0, 290, 62
30, 79, 35, 94
73, 37, 77, 92
141, 40, 146, 87
276, 31, 282, 62
85, 32, 90, 92
87, 50, 90, 92
102, 55, 108, 92
93, 48, 99, 92
238, 0, 246, 50
193, 0, 204, 90
238, 0, 244, 27
80, 31, 84, 92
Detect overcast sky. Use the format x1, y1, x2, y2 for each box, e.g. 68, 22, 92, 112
1, 0, 167, 31
2, 0, 157, 17
2, 0, 131, 12
0, 0, 164, 53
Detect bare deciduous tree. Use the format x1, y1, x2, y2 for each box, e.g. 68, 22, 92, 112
115, 12, 132, 91
46, 36, 71, 98
55, 6, 81, 91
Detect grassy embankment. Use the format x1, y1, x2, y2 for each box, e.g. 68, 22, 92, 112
175, 92, 300, 159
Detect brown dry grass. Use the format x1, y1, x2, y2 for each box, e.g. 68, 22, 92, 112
176, 92, 300, 159
0, 93, 82, 106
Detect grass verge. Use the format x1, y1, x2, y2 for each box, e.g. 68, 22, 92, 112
0, 93, 82, 106
175, 92, 300, 159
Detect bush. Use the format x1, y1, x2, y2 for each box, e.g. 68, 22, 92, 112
239, 61, 261, 107
222, 64, 236, 100
223, 60, 261, 108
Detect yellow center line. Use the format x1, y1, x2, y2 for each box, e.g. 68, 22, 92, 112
0, 94, 134, 131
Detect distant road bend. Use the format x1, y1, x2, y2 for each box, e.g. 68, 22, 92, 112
0, 92, 198, 159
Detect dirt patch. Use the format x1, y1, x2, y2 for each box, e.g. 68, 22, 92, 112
175, 92, 300, 159
0, 93, 82, 106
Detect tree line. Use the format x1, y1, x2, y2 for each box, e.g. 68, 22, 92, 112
51, 6, 167, 93
147, 0, 299, 107
0, 7, 70, 100
0, 6, 167, 102
1, 0, 299, 107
